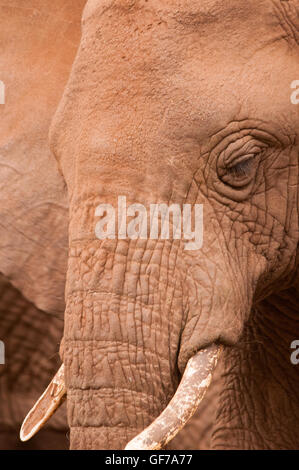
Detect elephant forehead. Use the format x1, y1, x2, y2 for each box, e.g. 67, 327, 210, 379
82, 0, 231, 20
81, 0, 298, 29
78, 0, 297, 72
49, 0, 299, 171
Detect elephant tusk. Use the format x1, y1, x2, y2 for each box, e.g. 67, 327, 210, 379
125, 344, 222, 450
20, 364, 66, 442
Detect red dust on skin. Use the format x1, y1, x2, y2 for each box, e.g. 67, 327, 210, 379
0, 0, 85, 451
46, 0, 299, 450
0, 0, 298, 450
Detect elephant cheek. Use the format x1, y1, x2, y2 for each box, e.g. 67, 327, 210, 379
177, 256, 251, 374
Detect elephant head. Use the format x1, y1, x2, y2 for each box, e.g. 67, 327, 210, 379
21, 0, 299, 449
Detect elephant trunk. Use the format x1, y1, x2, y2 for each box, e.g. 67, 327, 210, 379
20, 190, 247, 449
64, 348, 168, 450
62, 238, 181, 450
20, 194, 246, 448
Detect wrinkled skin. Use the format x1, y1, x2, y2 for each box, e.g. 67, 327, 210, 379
0, 0, 214, 450
0, 0, 86, 313
0, 0, 84, 449
48, 0, 299, 449
0, 274, 68, 450
1, 0, 299, 450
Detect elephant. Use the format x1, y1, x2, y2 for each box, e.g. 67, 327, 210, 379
0, 0, 84, 449
1, 0, 299, 450
0, 0, 214, 450
0, 273, 68, 450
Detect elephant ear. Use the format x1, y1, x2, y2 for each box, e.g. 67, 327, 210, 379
0, 0, 86, 314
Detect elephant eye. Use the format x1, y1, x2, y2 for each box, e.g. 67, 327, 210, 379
227, 155, 255, 178
219, 153, 259, 188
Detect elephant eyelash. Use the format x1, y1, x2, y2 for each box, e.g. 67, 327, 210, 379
227, 155, 256, 178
